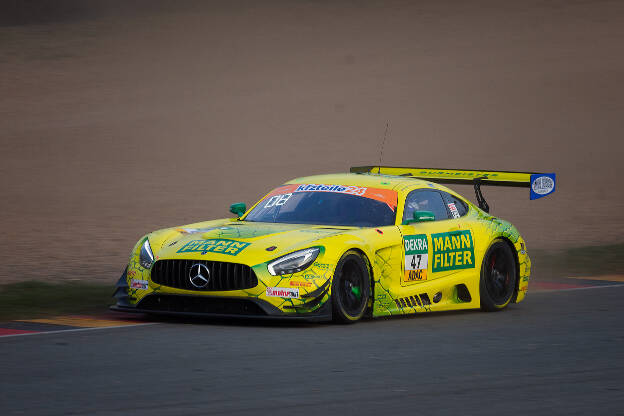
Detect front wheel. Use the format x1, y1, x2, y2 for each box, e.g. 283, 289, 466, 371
480, 240, 517, 311
331, 251, 370, 323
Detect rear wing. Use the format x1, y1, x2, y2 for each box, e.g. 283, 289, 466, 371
350, 166, 556, 212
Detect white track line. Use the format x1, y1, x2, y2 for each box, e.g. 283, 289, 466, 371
532, 283, 624, 293
0, 322, 159, 339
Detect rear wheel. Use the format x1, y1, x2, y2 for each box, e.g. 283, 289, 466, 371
331, 251, 370, 323
480, 240, 517, 311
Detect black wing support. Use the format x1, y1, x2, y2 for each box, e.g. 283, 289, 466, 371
473, 177, 489, 213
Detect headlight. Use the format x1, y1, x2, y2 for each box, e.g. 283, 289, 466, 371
139, 238, 155, 269
267, 247, 320, 276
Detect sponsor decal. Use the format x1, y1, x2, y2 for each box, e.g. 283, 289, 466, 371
417, 169, 500, 178
264, 184, 398, 209
431, 231, 475, 272
127, 270, 137, 277
404, 234, 428, 281
448, 203, 460, 219
266, 286, 299, 298
176, 239, 250, 256
130, 279, 149, 290
301, 273, 323, 280
295, 184, 367, 196
530, 173, 556, 200
313, 262, 331, 270
289, 281, 312, 288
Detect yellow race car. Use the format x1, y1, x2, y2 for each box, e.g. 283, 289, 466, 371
112, 166, 556, 323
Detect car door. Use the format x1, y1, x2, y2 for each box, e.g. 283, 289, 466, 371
434, 190, 476, 275
398, 189, 475, 286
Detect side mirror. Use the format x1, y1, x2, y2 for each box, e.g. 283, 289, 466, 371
403, 210, 435, 225
229, 202, 246, 218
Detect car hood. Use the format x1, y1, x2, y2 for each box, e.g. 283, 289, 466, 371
152, 220, 355, 265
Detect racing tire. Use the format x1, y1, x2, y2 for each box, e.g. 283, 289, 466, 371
480, 239, 517, 311
331, 250, 370, 323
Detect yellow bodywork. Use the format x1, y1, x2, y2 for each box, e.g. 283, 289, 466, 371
119, 173, 531, 319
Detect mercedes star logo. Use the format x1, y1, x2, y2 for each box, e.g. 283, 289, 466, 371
189, 263, 211, 288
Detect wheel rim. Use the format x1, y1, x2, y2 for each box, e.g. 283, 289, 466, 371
484, 247, 514, 305
338, 259, 366, 316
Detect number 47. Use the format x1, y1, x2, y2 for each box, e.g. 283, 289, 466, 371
411, 254, 421, 269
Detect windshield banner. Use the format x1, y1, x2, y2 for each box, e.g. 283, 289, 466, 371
264, 184, 398, 209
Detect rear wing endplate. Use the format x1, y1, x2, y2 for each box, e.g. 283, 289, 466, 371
350, 166, 556, 212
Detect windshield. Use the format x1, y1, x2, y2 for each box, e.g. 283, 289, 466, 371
245, 184, 397, 227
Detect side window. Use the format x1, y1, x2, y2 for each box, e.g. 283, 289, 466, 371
442, 192, 469, 219
402, 190, 449, 223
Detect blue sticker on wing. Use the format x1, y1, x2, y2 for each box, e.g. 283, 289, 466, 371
530, 173, 556, 200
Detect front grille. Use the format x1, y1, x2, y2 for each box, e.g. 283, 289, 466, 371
151, 260, 258, 291
137, 295, 267, 316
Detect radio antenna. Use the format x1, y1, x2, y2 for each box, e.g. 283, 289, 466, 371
378, 122, 389, 174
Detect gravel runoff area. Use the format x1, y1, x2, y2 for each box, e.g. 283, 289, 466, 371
2, 0, 624, 284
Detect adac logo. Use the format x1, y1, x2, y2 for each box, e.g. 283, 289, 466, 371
530, 173, 556, 200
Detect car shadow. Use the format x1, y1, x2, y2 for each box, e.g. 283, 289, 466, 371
126, 305, 493, 328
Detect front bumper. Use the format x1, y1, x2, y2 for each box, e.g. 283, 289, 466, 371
110, 297, 331, 322
111, 268, 332, 322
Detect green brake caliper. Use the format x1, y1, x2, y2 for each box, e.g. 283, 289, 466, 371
351, 286, 362, 300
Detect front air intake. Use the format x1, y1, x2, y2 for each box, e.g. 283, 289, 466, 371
151, 260, 258, 291
137, 294, 267, 315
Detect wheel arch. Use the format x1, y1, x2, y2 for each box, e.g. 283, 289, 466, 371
340, 247, 375, 312
493, 236, 521, 303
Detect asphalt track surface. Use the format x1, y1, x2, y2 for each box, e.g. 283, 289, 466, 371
1, 284, 623, 416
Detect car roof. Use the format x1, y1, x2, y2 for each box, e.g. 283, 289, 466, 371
285, 173, 431, 191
